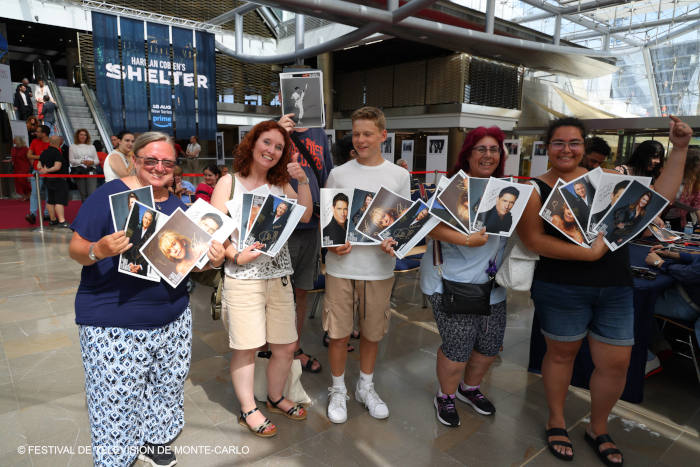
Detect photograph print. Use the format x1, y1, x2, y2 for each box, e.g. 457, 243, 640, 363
539, 179, 590, 247
140, 208, 212, 288
436, 170, 472, 233
468, 176, 489, 231
473, 178, 533, 237
648, 223, 681, 243
321, 188, 353, 248
588, 173, 652, 235
356, 186, 413, 242
347, 188, 379, 244
245, 194, 305, 256
378, 199, 437, 258
185, 198, 236, 269
118, 201, 161, 281
109, 185, 154, 231
428, 174, 464, 233
381, 133, 395, 162
594, 180, 668, 251
280, 70, 325, 128
558, 167, 601, 238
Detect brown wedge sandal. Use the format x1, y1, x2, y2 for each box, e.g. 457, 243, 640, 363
238, 407, 277, 438
266, 396, 307, 421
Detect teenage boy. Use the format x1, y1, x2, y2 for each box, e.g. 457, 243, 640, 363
324, 106, 410, 423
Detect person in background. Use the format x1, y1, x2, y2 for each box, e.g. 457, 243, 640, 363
172, 165, 196, 202
110, 134, 120, 150
664, 148, 700, 231
69, 129, 100, 201
396, 158, 409, 170
185, 135, 201, 178
278, 112, 334, 374
581, 137, 611, 171
194, 164, 221, 203
93, 140, 108, 168
14, 83, 33, 120
40, 96, 57, 135
333, 133, 356, 166
104, 131, 135, 183
25, 125, 51, 224
616, 140, 665, 182
37, 135, 70, 227
11, 136, 31, 201
26, 116, 39, 144
218, 165, 229, 177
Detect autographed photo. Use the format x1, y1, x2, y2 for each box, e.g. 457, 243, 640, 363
648, 223, 681, 243
588, 173, 652, 234
468, 177, 489, 231
378, 199, 434, 258
321, 188, 353, 248
595, 180, 668, 251
347, 188, 379, 244
118, 201, 161, 281
558, 168, 601, 238
539, 179, 589, 247
473, 178, 533, 237
186, 199, 235, 268
246, 195, 304, 256
225, 184, 270, 247
428, 174, 463, 232
109, 185, 154, 231
280, 70, 325, 128
356, 187, 412, 242
436, 170, 471, 233
140, 208, 212, 288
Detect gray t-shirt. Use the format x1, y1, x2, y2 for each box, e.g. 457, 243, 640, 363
42, 101, 57, 124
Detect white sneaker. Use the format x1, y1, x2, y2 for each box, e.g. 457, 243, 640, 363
355, 381, 389, 419
327, 386, 349, 423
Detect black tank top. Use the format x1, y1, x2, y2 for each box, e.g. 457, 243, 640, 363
532, 179, 633, 287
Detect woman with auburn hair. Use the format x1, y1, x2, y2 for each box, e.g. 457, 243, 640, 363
69, 128, 100, 201
210, 120, 313, 438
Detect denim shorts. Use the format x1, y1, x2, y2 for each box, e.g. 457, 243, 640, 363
531, 280, 634, 346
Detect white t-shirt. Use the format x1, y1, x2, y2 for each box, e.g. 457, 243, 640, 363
103, 151, 129, 183
325, 159, 411, 280
186, 143, 201, 157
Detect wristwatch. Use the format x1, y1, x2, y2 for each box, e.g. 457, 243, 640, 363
88, 243, 100, 261
653, 259, 663, 267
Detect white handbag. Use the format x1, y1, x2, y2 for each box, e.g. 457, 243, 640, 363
253, 354, 311, 405
495, 181, 540, 291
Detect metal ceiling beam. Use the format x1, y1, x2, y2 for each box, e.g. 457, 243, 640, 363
512, 0, 634, 23
209, 3, 259, 26
564, 13, 700, 41
645, 20, 700, 47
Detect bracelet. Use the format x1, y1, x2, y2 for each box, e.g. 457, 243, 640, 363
210, 264, 222, 270
232, 252, 241, 266
298, 178, 310, 185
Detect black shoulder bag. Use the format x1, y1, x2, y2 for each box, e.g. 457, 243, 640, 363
433, 240, 494, 315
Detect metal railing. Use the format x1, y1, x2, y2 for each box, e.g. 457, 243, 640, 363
34, 59, 74, 145
81, 84, 114, 153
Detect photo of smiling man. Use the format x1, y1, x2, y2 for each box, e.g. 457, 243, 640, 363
473, 178, 533, 236
321, 189, 352, 247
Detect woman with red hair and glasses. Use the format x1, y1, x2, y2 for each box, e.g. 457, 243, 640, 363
211, 120, 312, 438
419, 126, 509, 428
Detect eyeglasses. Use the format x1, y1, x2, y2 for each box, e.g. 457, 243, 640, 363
135, 155, 177, 169
550, 140, 583, 151
472, 146, 500, 155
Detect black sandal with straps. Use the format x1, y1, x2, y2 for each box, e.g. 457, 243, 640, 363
238, 407, 277, 438
266, 395, 307, 421
545, 427, 574, 461
585, 431, 623, 466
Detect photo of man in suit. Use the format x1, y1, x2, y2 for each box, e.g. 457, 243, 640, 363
561, 180, 593, 229
590, 180, 630, 228
123, 207, 157, 277
475, 186, 519, 234
323, 193, 349, 246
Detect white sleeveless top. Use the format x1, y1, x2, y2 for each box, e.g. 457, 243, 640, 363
103, 151, 129, 183
224, 175, 293, 280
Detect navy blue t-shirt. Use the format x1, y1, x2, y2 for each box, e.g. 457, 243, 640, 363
71, 180, 189, 329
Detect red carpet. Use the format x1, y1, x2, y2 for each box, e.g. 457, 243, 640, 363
0, 199, 82, 229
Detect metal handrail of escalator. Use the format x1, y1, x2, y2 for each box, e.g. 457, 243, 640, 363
42, 59, 74, 146
74, 63, 113, 153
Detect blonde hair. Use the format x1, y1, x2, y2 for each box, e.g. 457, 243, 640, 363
158, 230, 191, 261
133, 131, 175, 156
351, 106, 386, 132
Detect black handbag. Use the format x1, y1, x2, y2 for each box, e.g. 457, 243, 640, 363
433, 240, 493, 315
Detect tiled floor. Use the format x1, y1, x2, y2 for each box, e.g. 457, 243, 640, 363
1, 228, 699, 466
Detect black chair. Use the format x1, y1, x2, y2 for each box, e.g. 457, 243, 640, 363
655, 314, 700, 384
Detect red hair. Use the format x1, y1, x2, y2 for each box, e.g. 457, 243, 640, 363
233, 120, 293, 186
449, 126, 506, 178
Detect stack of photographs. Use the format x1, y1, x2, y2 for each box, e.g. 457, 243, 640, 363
185, 199, 236, 268
557, 168, 602, 242
225, 185, 270, 248
587, 172, 651, 236
119, 200, 162, 281
346, 189, 380, 244
244, 194, 306, 256
539, 179, 590, 248
109, 186, 154, 232
378, 200, 439, 259
428, 175, 465, 233
355, 187, 413, 242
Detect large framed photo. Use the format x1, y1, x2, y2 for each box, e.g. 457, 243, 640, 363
539, 179, 590, 247
245, 194, 306, 257
140, 208, 212, 288
280, 70, 325, 128
346, 188, 379, 244
436, 170, 472, 233
355, 187, 412, 242
185, 199, 236, 268
321, 188, 353, 248
473, 178, 533, 237
118, 201, 162, 281
109, 186, 154, 231
378, 199, 437, 259
594, 181, 668, 251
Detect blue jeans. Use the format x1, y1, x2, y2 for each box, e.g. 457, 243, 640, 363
654, 285, 700, 344
29, 172, 46, 216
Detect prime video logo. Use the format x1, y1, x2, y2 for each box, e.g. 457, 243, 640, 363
153, 115, 172, 128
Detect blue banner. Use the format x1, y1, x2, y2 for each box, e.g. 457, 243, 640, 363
195, 30, 217, 140
91, 12, 123, 133
171, 27, 197, 138
120, 18, 149, 133
146, 23, 173, 132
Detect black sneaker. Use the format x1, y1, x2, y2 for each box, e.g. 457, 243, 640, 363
49, 219, 59, 226
456, 387, 495, 415
25, 213, 36, 224
434, 395, 460, 427
138, 443, 177, 467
